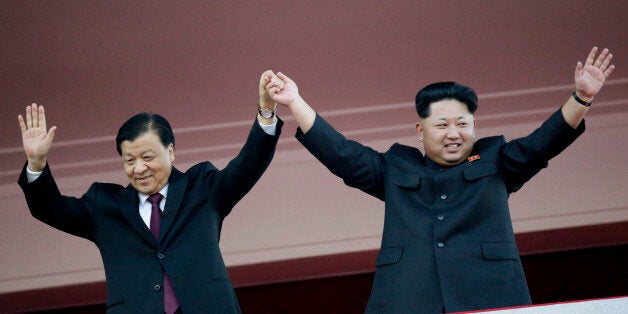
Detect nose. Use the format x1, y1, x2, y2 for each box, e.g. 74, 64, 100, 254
133, 160, 147, 174
446, 126, 460, 139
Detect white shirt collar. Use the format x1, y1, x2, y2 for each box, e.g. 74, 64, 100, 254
138, 184, 169, 204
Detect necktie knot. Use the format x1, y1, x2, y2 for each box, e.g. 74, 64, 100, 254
148, 193, 164, 207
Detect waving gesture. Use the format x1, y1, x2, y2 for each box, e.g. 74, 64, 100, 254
18, 103, 57, 172
575, 47, 615, 102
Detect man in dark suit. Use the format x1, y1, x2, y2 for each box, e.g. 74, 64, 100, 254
263, 47, 615, 313
17, 71, 285, 313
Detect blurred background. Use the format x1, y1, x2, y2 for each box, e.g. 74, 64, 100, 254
1, 1, 626, 312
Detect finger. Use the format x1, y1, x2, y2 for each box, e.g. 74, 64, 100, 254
18, 115, 27, 133
603, 64, 615, 79
31, 103, 39, 129
594, 48, 609, 67
600, 53, 613, 71
259, 70, 274, 90
585, 47, 597, 66
26, 105, 33, 128
268, 86, 281, 96
276, 72, 293, 84
39, 105, 47, 131
266, 79, 281, 90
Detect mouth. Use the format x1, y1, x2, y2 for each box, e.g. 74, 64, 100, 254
445, 143, 461, 152
135, 176, 152, 184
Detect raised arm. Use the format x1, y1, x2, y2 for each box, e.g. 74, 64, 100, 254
258, 70, 278, 126
266, 72, 316, 133
18, 103, 57, 172
266, 71, 386, 200
562, 47, 615, 128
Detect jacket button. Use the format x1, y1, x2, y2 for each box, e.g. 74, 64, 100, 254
158, 253, 164, 259
440, 194, 447, 200
154, 284, 161, 291
437, 242, 445, 248
437, 215, 445, 221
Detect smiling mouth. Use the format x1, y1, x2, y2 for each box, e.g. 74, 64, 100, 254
445, 143, 461, 152
136, 176, 152, 183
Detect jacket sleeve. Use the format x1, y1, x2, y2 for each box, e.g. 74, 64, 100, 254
500, 108, 585, 193
296, 114, 385, 201
17, 162, 95, 240
212, 117, 284, 217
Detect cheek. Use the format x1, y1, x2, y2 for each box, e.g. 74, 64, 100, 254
123, 165, 133, 176
464, 128, 475, 139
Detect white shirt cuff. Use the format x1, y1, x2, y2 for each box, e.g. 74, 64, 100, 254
258, 116, 278, 136
26, 166, 43, 183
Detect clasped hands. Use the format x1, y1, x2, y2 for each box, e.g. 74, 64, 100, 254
258, 70, 301, 110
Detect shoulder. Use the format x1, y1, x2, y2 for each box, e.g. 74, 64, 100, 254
389, 143, 422, 157
174, 162, 219, 183
386, 143, 424, 171
473, 136, 506, 154
89, 182, 125, 193
183, 161, 218, 174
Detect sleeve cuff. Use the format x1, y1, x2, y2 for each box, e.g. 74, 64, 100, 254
258, 116, 278, 136
26, 166, 43, 183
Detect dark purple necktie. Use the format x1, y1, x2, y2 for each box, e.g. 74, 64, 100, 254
148, 193, 180, 314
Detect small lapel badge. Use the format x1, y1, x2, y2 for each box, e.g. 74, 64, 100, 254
467, 155, 480, 162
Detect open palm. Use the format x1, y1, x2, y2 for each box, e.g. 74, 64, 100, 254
18, 103, 56, 170
575, 47, 615, 100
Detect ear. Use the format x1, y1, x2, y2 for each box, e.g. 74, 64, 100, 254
415, 122, 424, 142
168, 143, 175, 163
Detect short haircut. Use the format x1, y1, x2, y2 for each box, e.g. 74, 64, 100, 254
116, 113, 175, 155
415, 82, 478, 118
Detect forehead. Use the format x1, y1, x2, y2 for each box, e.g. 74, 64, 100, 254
427, 99, 472, 119
120, 131, 164, 154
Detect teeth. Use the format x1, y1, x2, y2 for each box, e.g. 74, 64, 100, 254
446, 144, 460, 148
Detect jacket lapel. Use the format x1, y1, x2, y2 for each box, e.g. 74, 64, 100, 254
117, 184, 156, 246
160, 166, 188, 242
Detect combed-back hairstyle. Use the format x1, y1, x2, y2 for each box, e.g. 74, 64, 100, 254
116, 113, 175, 155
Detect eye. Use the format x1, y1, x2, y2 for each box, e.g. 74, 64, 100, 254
143, 155, 155, 161
436, 124, 447, 129
458, 122, 468, 127
124, 159, 135, 165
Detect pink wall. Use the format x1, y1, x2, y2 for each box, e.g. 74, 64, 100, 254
1, 0, 626, 294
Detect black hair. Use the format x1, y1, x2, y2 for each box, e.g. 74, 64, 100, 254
115, 113, 175, 155
415, 82, 478, 118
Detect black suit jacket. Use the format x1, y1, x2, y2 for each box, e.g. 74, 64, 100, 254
19, 118, 283, 313
296, 109, 584, 313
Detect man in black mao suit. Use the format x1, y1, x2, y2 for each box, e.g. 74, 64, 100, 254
17, 71, 285, 313
264, 48, 615, 313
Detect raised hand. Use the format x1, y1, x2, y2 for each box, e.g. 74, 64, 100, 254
266, 72, 300, 107
18, 103, 57, 171
575, 47, 615, 102
259, 70, 276, 110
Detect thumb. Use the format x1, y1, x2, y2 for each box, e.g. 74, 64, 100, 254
47, 126, 57, 142
276, 72, 293, 84
574, 61, 583, 78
